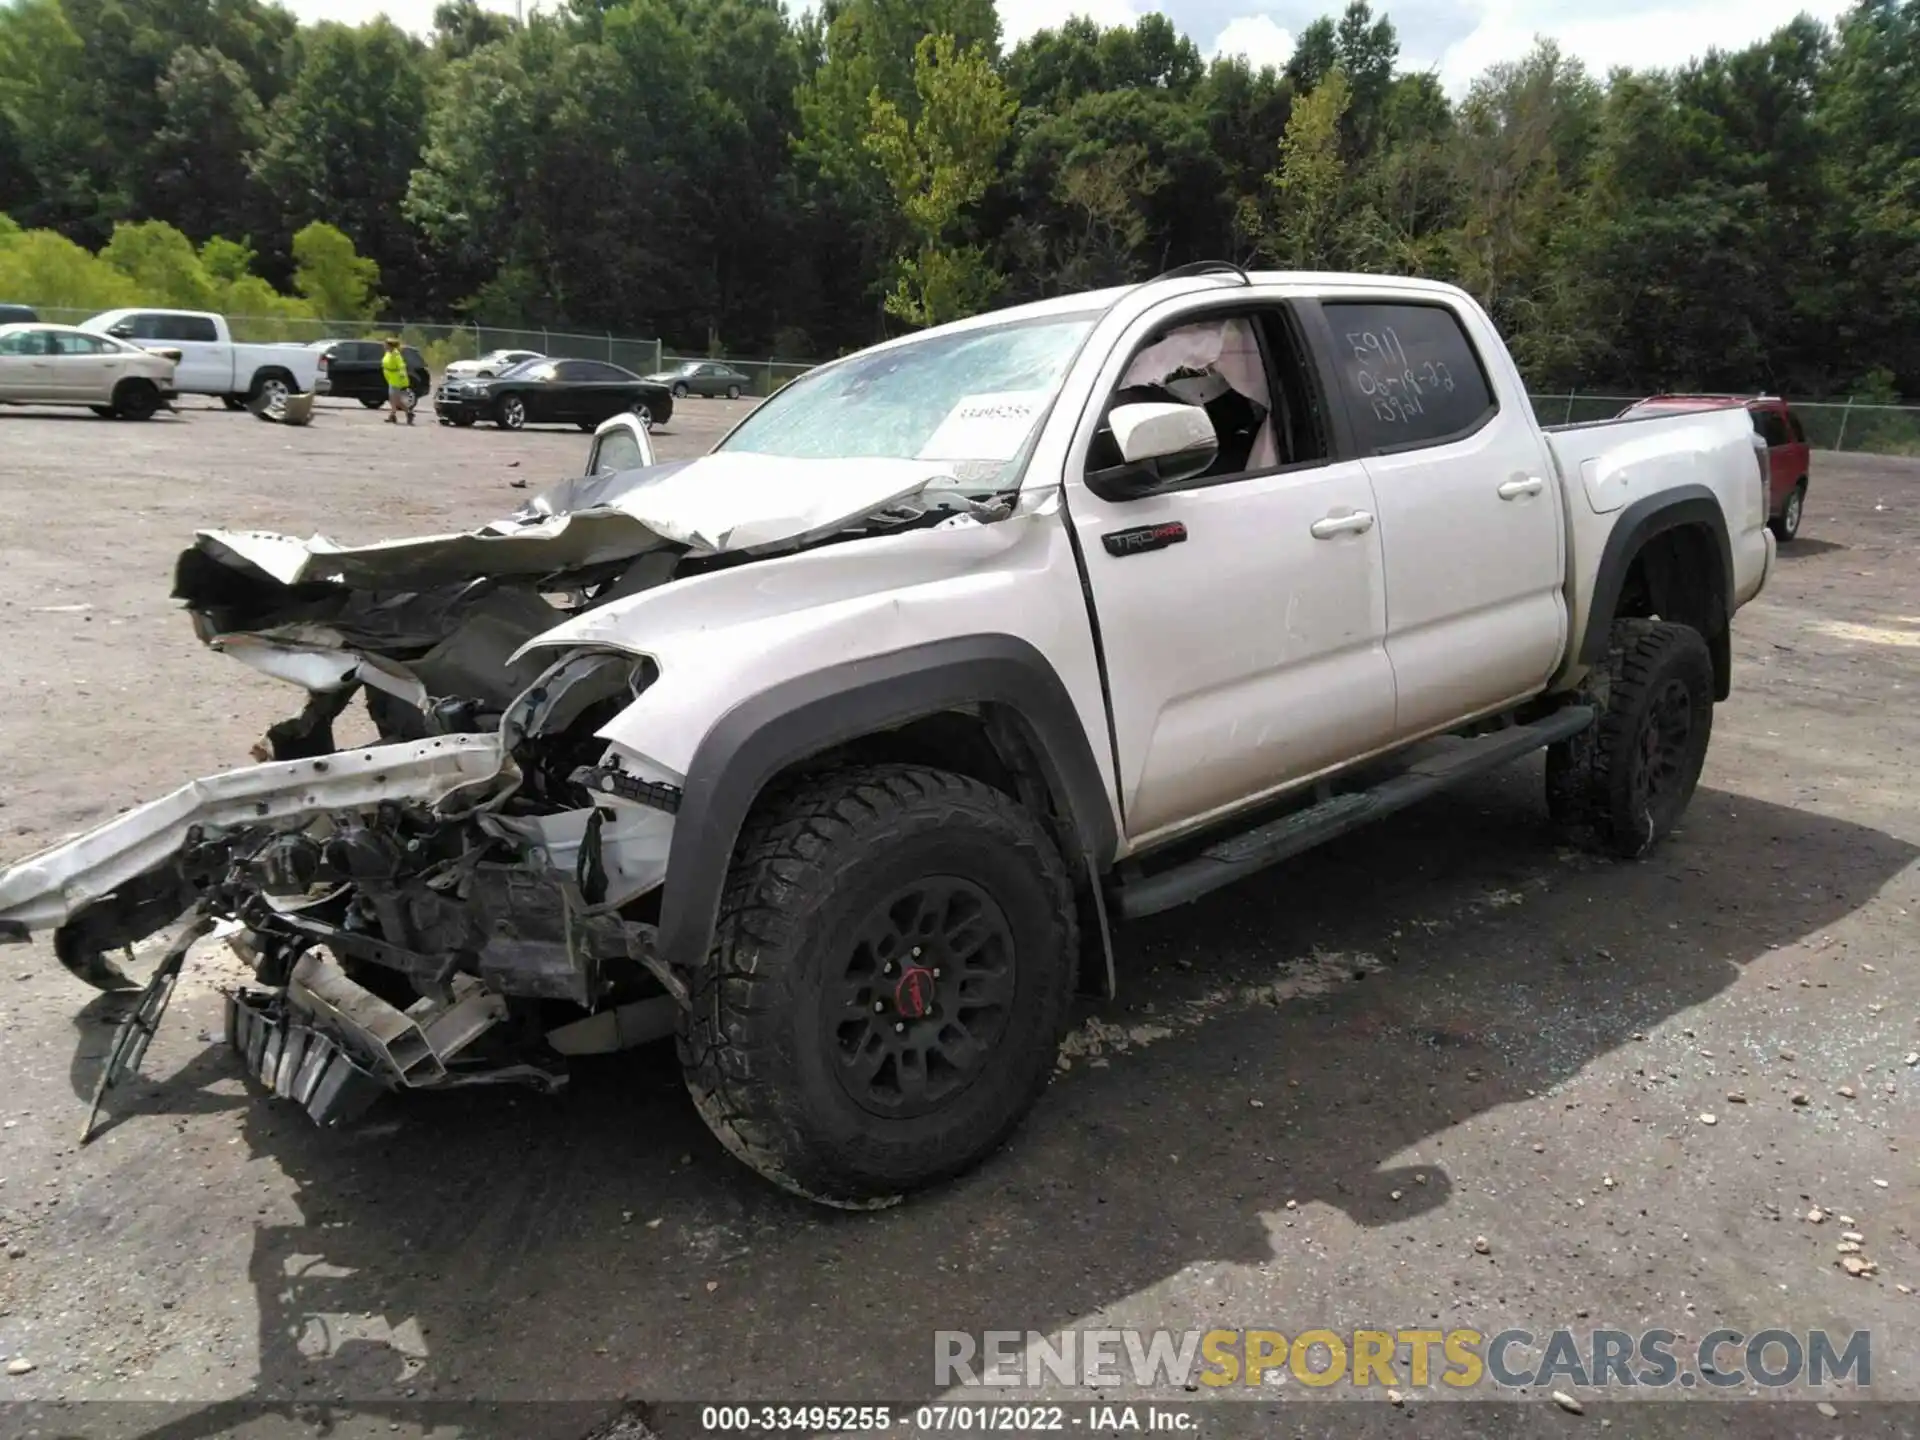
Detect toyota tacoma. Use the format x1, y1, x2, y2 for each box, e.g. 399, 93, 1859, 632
0, 266, 1775, 1206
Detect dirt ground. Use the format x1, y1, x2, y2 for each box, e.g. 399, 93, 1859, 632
0, 396, 1917, 1438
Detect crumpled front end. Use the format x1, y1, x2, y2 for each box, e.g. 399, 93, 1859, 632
1, 655, 686, 1132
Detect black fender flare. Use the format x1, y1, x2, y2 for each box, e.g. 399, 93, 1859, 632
1578, 486, 1734, 696
654, 635, 1118, 979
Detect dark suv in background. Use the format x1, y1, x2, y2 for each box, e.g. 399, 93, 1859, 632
314, 340, 431, 408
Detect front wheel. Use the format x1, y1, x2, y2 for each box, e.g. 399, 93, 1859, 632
1770, 481, 1806, 543
496, 394, 526, 430
672, 382, 689, 399
726, 384, 741, 400
633, 404, 653, 431
680, 765, 1078, 1207
1546, 619, 1714, 859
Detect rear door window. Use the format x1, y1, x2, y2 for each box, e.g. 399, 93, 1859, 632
1756, 409, 1791, 446
0, 328, 51, 356
1321, 301, 1498, 453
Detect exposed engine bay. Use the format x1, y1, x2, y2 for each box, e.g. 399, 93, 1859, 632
0, 449, 1000, 1133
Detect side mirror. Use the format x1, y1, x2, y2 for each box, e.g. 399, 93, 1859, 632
106, 323, 133, 339
1095, 402, 1219, 497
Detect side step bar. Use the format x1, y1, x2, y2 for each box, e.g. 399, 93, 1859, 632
1115, 705, 1596, 920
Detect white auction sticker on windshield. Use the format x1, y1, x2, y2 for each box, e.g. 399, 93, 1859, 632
916, 390, 1047, 463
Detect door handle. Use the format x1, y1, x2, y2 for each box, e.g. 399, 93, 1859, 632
1499, 477, 1546, 500
1310, 510, 1376, 539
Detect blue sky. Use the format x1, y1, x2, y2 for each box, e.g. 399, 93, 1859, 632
289, 0, 1855, 93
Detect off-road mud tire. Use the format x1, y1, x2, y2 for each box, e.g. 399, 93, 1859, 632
680, 764, 1078, 1208
1546, 618, 1714, 859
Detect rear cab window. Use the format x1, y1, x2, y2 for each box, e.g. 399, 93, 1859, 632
1321, 301, 1497, 453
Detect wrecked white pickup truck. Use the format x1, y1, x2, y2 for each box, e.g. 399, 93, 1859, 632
0, 265, 1774, 1206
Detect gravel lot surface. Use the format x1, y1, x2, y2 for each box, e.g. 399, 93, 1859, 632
0, 397, 1916, 1437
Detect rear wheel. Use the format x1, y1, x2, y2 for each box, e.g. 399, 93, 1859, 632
1546, 619, 1714, 859
250, 374, 292, 418
1771, 481, 1806, 542
496, 393, 526, 430
634, 403, 653, 431
680, 765, 1078, 1207
111, 379, 160, 421
359, 396, 385, 410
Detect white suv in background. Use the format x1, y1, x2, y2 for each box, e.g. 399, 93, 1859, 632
0, 322, 178, 419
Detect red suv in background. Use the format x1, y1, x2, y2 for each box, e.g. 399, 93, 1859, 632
1617, 394, 1811, 541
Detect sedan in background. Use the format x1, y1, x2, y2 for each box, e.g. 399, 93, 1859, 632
444, 348, 545, 382
0, 322, 177, 419
432, 357, 674, 431
643, 360, 751, 399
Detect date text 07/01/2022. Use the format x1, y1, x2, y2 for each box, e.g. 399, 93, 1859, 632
697, 1404, 1197, 1432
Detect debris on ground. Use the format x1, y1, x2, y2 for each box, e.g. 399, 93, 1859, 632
1551, 1390, 1584, 1414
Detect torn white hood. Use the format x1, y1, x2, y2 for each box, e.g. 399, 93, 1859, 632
524, 451, 960, 553
190, 452, 961, 590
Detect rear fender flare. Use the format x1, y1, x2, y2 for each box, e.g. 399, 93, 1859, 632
653, 635, 1117, 980
1578, 486, 1733, 697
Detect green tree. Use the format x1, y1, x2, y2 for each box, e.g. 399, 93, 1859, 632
867, 33, 1016, 325
291, 220, 381, 319
250, 20, 430, 298
100, 218, 220, 308
1241, 69, 1351, 268
148, 45, 268, 243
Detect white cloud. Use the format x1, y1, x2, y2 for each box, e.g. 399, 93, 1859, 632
1209, 14, 1296, 71
1424, 0, 1856, 92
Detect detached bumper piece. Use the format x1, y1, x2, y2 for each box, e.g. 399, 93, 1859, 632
225, 950, 566, 1129
227, 987, 387, 1127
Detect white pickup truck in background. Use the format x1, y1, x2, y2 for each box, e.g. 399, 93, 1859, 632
2, 265, 1773, 1206
80, 308, 321, 411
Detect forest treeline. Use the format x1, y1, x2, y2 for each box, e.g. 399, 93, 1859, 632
0, 0, 1915, 398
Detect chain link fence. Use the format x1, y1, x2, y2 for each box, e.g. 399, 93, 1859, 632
29, 306, 671, 389
28, 305, 828, 398
1529, 393, 1920, 456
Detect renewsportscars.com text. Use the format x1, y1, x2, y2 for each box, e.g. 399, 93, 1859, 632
935, 1327, 1872, 1392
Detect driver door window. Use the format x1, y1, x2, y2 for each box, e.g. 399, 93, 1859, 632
1065, 301, 1395, 842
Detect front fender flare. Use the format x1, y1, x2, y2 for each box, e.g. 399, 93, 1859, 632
653, 635, 1116, 978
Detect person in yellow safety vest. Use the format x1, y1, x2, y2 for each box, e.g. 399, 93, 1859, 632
381, 338, 413, 426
